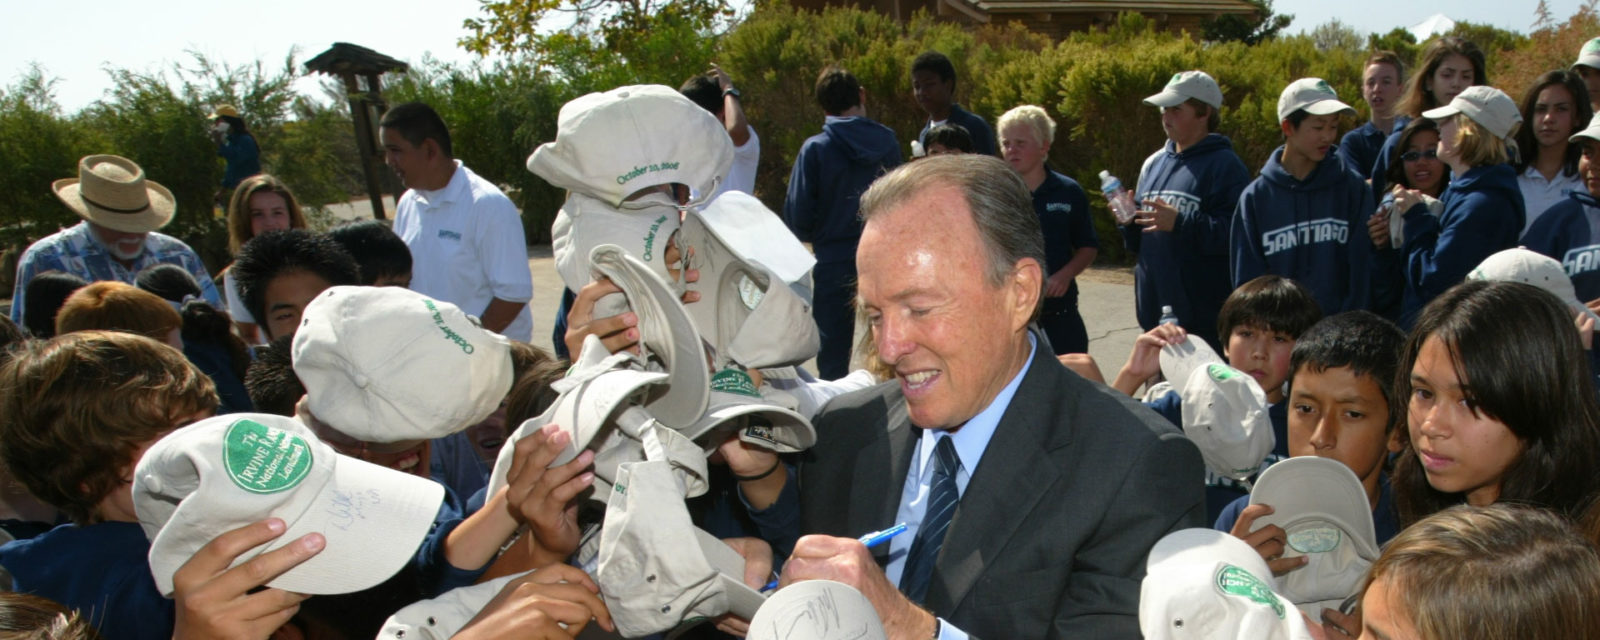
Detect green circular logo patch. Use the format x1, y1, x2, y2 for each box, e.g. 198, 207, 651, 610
224, 419, 314, 494
1215, 564, 1285, 619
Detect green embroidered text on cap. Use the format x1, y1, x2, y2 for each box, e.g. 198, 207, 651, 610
1206, 363, 1240, 381
1585, 37, 1600, 53
1314, 79, 1335, 95
642, 215, 667, 261
423, 299, 476, 354
224, 419, 313, 494
615, 162, 682, 186
711, 368, 760, 397
1215, 564, 1285, 618
1167, 73, 1183, 87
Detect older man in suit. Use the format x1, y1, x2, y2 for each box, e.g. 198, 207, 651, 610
734, 154, 1204, 639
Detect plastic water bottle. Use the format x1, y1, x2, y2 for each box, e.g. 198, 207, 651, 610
1099, 170, 1137, 224
1158, 305, 1179, 327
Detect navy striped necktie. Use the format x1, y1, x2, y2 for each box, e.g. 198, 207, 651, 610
900, 435, 961, 604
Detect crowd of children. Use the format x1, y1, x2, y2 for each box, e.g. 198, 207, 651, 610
0, 32, 1599, 640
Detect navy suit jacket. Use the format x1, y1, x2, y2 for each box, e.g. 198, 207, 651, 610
789, 343, 1205, 638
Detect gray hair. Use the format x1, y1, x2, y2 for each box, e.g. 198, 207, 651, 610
858, 155, 1046, 314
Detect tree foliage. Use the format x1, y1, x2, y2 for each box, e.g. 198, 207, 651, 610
1201, 0, 1293, 45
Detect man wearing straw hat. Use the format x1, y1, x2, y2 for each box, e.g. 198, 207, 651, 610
9, 154, 221, 326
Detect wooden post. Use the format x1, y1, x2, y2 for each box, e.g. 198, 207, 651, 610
345, 72, 388, 220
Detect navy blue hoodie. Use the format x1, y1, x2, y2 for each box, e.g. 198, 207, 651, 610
1338, 120, 1389, 180
1122, 134, 1251, 346
0, 521, 173, 640
1232, 146, 1374, 314
1523, 191, 1600, 302
1401, 163, 1525, 324
783, 116, 902, 264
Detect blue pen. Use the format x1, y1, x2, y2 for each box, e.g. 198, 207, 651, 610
761, 523, 909, 592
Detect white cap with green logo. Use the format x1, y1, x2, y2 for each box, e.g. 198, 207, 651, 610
1248, 457, 1380, 620
1573, 36, 1600, 71
1179, 361, 1274, 483
293, 286, 514, 444
1276, 77, 1356, 123
1141, 528, 1314, 640
133, 413, 445, 596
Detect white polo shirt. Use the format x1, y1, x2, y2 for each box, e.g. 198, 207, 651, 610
1519, 165, 1587, 238
394, 161, 534, 342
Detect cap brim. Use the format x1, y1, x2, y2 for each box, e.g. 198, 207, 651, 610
1249, 457, 1378, 553
252, 456, 442, 595
590, 244, 710, 428
694, 527, 767, 620
1303, 100, 1357, 117
682, 391, 817, 453
1142, 90, 1188, 108
1421, 104, 1463, 121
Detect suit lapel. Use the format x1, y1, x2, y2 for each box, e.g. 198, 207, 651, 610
926, 347, 1069, 611
847, 389, 916, 561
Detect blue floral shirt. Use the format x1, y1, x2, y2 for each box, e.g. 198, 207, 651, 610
9, 221, 221, 325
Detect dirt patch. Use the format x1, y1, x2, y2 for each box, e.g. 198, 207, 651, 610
1078, 264, 1134, 285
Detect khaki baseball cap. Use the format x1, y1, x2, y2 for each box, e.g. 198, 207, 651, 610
1145, 70, 1225, 109
1422, 85, 1523, 139
1276, 78, 1356, 123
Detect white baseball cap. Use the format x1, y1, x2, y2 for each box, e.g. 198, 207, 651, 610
597, 460, 765, 636
1144, 70, 1225, 109
483, 335, 668, 499
680, 369, 817, 454
748, 580, 888, 640
551, 190, 681, 291
1158, 334, 1225, 393
1249, 457, 1380, 615
1573, 37, 1600, 71
1276, 78, 1356, 123
527, 84, 734, 208
1570, 114, 1600, 145
1180, 362, 1274, 482
1422, 85, 1523, 139
679, 192, 820, 370
380, 570, 527, 639
292, 286, 513, 443
1469, 248, 1600, 324
133, 413, 444, 596
1141, 528, 1314, 640
589, 244, 711, 428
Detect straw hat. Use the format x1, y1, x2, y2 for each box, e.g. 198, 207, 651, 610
52, 155, 175, 233
210, 104, 240, 119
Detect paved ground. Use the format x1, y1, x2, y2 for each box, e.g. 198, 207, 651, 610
522, 244, 1141, 382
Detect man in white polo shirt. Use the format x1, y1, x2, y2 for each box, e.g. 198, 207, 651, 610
381, 102, 534, 342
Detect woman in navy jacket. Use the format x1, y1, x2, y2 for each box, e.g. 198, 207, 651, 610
1399, 86, 1526, 326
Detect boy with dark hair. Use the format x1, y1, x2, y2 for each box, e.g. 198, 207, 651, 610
1231, 78, 1373, 315
0, 332, 219, 639
784, 65, 902, 379
328, 219, 414, 287
243, 335, 303, 417
680, 65, 759, 197
923, 123, 973, 155
230, 229, 361, 341
381, 101, 535, 342
1113, 275, 1323, 521
1124, 70, 1252, 350
911, 51, 996, 156
1217, 310, 1405, 637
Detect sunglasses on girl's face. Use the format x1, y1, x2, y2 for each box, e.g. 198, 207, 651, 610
1401, 149, 1439, 163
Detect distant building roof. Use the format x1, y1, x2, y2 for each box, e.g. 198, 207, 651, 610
1409, 13, 1456, 41
305, 43, 410, 77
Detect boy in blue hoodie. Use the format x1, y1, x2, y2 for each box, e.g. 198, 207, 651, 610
1524, 116, 1600, 303
1232, 78, 1374, 315
1338, 52, 1404, 180
0, 332, 219, 640
784, 66, 903, 379
1124, 70, 1252, 349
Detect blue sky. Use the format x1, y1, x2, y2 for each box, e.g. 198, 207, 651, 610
2, 0, 1585, 114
